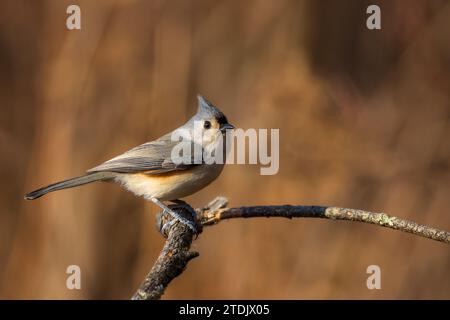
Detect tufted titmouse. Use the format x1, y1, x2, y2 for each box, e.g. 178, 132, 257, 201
25, 95, 234, 232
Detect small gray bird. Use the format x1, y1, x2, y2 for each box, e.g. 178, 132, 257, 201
25, 95, 234, 232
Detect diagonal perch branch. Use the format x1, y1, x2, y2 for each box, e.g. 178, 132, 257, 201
131, 206, 200, 300
131, 196, 450, 300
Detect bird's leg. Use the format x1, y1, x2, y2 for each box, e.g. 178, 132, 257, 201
170, 199, 197, 219
150, 197, 197, 234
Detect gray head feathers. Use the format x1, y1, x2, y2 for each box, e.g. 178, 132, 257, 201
196, 95, 229, 125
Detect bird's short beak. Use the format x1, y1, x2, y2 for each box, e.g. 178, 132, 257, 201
220, 123, 234, 132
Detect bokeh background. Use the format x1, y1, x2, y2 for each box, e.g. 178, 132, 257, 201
1, 0, 449, 299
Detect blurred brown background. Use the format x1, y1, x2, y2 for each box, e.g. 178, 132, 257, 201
1, 0, 449, 299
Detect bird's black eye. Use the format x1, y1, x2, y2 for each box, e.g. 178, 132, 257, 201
204, 121, 211, 129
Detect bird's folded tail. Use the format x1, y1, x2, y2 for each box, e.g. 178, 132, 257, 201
24, 172, 116, 200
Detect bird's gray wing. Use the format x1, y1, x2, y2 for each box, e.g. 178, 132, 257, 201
87, 134, 198, 174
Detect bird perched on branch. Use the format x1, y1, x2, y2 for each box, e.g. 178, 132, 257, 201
25, 95, 234, 232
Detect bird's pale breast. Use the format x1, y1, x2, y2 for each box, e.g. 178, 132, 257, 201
114, 164, 224, 201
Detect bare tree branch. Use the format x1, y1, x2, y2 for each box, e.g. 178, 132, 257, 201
199, 197, 450, 244
132, 196, 450, 300
132, 205, 200, 300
